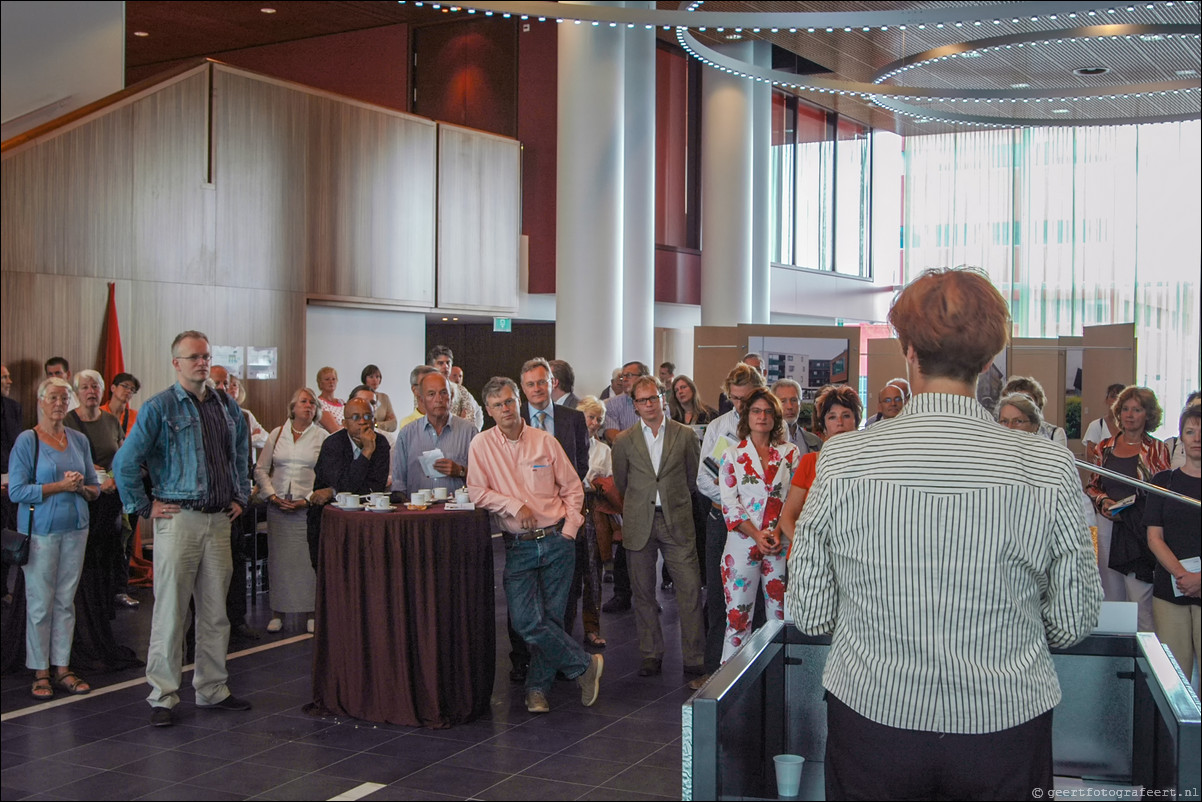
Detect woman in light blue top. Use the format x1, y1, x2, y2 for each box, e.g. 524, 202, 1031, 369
8, 378, 99, 700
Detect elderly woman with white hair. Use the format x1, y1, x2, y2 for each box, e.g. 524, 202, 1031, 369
9, 378, 100, 699
255, 388, 329, 633
63, 370, 141, 671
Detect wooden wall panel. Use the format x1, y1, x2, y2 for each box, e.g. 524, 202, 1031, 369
1082, 323, 1136, 429
213, 66, 437, 302
436, 123, 520, 312
132, 71, 213, 285
1010, 338, 1064, 427
867, 337, 908, 403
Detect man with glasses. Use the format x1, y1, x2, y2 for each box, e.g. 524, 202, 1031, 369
773, 378, 822, 453
612, 376, 705, 679
864, 383, 906, 428
113, 330, 252, 727
695, 362, 766, 687
42, 356, 80, 413
348, 384, 397, 447
428, 345, 483, 430
391, 371, 474, 497
307, 397, 391, 568
603, 361, 649, 445
467, 377, 603, 714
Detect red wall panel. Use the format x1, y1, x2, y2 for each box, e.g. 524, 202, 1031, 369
654, 246, 701, 305
412, 19, 517, 137
517, 22, 558, 295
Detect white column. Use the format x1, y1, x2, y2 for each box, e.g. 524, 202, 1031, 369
622, 2, 656, 365
700, 41, 754, 327
751, 41, 773, 324
555, 12, 625, 395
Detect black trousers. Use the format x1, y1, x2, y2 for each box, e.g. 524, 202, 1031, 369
825, 694, 1054, 801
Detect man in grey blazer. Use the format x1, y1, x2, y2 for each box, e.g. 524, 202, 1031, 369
612, 376, 705, 677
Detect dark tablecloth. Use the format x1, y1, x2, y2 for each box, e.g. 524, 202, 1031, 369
307, 505, 494, 728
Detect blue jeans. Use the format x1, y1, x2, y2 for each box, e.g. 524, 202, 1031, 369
504, 533, 589, 694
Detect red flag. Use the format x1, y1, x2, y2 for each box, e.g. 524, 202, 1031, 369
102, 282, 125, 397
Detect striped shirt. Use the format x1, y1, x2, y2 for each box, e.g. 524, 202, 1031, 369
786, 392, 1102, 734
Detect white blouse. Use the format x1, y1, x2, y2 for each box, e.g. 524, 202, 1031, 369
584, 436, 613, 485
254, 423, 328, 501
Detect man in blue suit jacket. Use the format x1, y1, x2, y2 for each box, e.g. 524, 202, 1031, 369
506, 358, 591, 682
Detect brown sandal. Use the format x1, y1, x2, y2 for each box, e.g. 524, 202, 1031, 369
31, 676, 53, 700
53, 671, 91, 695
585, 632, 607, 649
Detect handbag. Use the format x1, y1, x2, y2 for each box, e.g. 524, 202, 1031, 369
2, 433, 39, 566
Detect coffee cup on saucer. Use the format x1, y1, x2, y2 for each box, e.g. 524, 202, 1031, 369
410, 492, 426, 506
454, 489, 470, 504
371, 494, 392, 509
335, 492, 358, 508
432, 487, 449, 501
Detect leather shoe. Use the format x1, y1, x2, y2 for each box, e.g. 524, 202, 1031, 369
509, 663, 529, 684
688, 674, 710, 691
637, 658, 663, 677
150, 707, 174, 727
602, 595, 631, 613
525, 690, 550, 714
230, 623, 260, 641
199, 695, 252, 712
115, 593, 140, 609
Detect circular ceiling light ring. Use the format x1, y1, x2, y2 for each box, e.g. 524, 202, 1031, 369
872, 23, 1200, 85
871, 93, 1202, 127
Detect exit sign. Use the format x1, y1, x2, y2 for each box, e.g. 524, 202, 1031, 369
493, 317, 512, 333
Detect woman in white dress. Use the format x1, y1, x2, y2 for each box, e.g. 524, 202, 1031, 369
255, 388, 329, 633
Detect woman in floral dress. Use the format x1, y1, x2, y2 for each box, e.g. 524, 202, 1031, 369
718, 388, 800, 662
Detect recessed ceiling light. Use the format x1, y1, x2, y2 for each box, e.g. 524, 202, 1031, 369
441, 317, 448, 321
1010, 82, 1030, 89
960, 51, 982, 58
1139, 33, 1165, 41
1051, 109, 1071, 114
1177, 69, 1198, 76
260, 7, 276, 13
724, 33, 743, 40
1073, 66, 1109, 76
133, 31, 150, 37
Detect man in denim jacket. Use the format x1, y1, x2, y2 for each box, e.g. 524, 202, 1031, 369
113, 330, 252, 727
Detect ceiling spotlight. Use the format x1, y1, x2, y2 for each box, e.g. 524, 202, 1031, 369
1010, 83, 1030, 89
724, 33, 743, 40
1073, 66, 1110, 76
260, 7, 276, 13
133, 30, 150, 37
1051, 109, 1071, 114
1176, 69, 1198, 76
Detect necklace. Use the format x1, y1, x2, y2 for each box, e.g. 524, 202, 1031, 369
37, 426, 67, 448
291, 424, 307, 437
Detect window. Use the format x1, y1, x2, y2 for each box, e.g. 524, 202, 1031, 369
770, 92, 872, 278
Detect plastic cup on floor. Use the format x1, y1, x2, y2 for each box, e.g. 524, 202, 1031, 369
773, 754, 804, 798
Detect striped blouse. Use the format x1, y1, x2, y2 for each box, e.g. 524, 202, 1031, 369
786, 392, 1102, 734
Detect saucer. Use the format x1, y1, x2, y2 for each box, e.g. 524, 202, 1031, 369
336, 503, 364, 510
368, 504, 397, 512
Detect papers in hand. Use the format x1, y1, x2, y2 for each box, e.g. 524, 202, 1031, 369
419, 449, 445, 479
1175, 557, 1201, 598
1109, 494, 1137, 514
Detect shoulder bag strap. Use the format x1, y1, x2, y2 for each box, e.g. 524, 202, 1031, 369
26, 431, 41, 535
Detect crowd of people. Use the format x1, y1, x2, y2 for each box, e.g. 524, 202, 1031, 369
1, 275, 1198, 794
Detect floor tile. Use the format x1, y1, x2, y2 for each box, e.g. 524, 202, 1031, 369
638, 742, 685, 770
368, 733, 471, 763
0, 757, 103, 797
51, 768, 176, 800
438, 742, 549, 774
244, 740, 356, 771
603, 763, 682, 797
187, 761, 307, 797
318, 752, 428, 785
55, 739, 164, 770
558, 734, 663, 764
181, 730, 282, 761
475, 773, 593, 800
362, 786, 462, 801
116, 749, 231, 783
487, 724, 586, 754
520, 752, 630, 786
389, 763, 512, 797
251, 772, 363, 801
132, 781, 246, 800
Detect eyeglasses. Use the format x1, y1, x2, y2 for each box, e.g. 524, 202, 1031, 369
117, 383, 139, 394
488, 398, 518, 411
633, 395, 663, 406
620, 372, 642, 380
998, 416, 1030, 428
881, 396, 904, 404
522, 379, 551, 388
178, 354, 213, 363
346, 412, 375, 422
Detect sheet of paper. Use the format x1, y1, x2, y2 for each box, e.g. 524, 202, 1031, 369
709, 435, 734, 464
419, 448, 445, 479
1174, 556, 1201, 597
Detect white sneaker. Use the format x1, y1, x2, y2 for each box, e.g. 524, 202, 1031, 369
266, 618, 283, 633
306, 618, 315, 634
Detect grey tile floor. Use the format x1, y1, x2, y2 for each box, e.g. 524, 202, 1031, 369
0, 539, 695, 800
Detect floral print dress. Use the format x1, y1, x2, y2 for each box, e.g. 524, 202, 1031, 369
718, 438, 800, 663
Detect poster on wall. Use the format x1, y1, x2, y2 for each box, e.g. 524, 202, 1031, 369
212, 346, 244, 379
246, 346, 278, 380
747, 336, 851, 401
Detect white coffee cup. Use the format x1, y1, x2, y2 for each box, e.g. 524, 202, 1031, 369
432, 487, 449, 500
372, 495, 391, 509
419, 489, 433, 503
455, 489, 470, 504
335, 492, 358, 507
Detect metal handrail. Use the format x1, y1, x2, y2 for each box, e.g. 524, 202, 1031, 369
1076, 459, 1201, 509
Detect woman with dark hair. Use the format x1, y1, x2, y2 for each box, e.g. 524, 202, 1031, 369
100, 372, 140, 436
717, 388, 799, 662
1085, 386, 1171, 630
1145, 401, 1200, 681
774, 384, 863, 547
361, 364, 397, 432
669, 375, 716, 426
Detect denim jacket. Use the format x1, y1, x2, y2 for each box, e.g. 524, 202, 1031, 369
113, 382, 250, 514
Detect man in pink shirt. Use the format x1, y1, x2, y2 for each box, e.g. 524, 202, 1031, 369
467, 376, 603, 714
